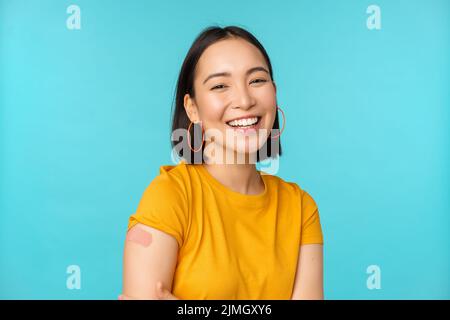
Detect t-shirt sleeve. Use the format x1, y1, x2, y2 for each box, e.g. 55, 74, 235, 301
127, 172, 189, 248
299, 188, 324, 245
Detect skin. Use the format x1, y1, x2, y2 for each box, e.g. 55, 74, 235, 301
125, 224, 153, 247
291, 244, 324, 299
122, 223, 178, 299
121, 37, 324, 300
184, 36, 276, 195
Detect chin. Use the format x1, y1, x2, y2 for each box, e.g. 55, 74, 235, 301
230, 139, 262, 160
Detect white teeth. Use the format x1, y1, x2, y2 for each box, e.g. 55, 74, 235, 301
227, 117, 259, 127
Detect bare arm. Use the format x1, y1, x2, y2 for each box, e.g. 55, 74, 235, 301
291, 244, 324, 300
122, 223, 179, 299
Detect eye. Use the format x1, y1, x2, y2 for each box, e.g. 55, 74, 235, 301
211, 84, 227, 91
250, 78, 268, 84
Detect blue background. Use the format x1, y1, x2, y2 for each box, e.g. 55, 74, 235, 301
1, 0, 449, 299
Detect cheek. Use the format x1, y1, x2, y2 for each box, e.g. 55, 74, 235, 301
258, 86, 277, 107
198, 95, 228, 124
259, 102, 277, 129
261, 87, 277, 109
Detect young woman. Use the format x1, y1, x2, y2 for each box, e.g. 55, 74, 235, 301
120, 25, 324, 300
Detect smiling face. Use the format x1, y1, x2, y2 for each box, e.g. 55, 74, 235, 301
184, 37, 277, 163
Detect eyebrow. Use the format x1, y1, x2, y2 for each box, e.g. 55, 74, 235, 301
202, 66, 269, 85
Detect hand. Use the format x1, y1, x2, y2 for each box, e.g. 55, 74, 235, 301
118, 281, 179, 300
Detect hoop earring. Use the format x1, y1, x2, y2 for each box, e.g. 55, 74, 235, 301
187, 120, 205, 152
271, 106, 286, 139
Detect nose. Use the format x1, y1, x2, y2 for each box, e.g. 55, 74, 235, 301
232, 84, 256, 110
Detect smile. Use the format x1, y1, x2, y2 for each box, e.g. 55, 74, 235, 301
226, 116, 261, 128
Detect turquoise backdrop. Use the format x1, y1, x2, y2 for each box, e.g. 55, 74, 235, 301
1, 0, 449, 299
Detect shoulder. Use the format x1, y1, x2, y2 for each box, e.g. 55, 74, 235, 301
139, 161, 193, 206
148, 161, 191, 192
261, 172, 317, 206
129, 162, 193, 248
261, 171, 301, 196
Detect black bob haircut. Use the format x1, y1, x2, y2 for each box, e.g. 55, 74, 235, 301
170, 25, 282, 164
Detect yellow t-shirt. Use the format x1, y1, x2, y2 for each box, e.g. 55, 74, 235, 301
127, 161, 324, 300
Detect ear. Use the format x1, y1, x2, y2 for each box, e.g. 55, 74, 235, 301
272, 81, 277, 95
183, 93, 200, 123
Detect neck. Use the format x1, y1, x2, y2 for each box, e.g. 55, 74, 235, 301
202, 159, 264, 195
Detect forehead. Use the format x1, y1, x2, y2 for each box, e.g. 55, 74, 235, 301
195, 37, 268, 78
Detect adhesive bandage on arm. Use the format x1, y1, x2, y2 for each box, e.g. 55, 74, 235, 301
126, 225, 153, 247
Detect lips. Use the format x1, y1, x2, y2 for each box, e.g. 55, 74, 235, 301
225, 116, 262, 134
226, 116, 261, 128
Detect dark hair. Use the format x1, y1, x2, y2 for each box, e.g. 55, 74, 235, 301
170, 25, 282, 163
